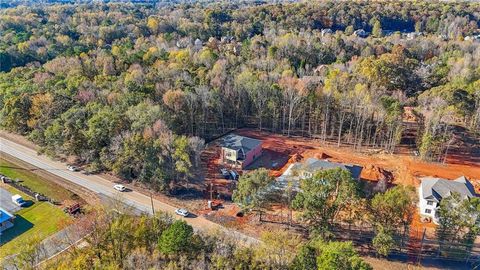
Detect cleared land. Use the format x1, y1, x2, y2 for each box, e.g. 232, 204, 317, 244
199, 128, 480, 269
203, 128, 480, 198
200, 127, 480, 238
0, 185, 72, 258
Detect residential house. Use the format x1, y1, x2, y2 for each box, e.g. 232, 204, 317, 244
220, 134, 262, 169
419, 176, 476, 224
292, 158, 363, 180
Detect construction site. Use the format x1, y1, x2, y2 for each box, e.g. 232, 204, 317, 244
194, 125, 480, 267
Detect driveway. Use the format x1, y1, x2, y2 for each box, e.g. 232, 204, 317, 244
0, 187, 20, 213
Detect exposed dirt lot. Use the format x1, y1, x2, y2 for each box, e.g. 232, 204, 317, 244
200, 128, 480, 241
233, 128, 480, 188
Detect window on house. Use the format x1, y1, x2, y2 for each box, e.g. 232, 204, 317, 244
427, 201, 434, 206
425, 209, 432, 214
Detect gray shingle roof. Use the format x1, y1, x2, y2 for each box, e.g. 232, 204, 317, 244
220, 134, 262, 153
420, 176, 476, 202
292, 158, 363, 179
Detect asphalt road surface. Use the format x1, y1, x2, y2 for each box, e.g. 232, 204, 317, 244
0, 137, 258, 245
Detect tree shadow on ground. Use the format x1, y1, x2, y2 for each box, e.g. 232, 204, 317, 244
170, 186, 204, 200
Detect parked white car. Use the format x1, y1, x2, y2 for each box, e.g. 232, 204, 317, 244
175, 208, 189, 217
67, 165, 79, 172
113, 184, 126, 192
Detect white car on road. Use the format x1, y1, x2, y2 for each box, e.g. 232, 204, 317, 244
113, 184, 126, 192
67, 165, 79, 172
175, 208, 189, 217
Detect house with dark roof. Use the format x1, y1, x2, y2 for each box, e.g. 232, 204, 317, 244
220, 134, 262, 169
419, 176, 476, 224
291, 158, 363, 180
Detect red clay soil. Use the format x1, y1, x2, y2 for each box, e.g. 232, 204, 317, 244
198, 127, 480, 251
234, 128, 480, 188
200, 128, 480, 231
407, 211, 438, 264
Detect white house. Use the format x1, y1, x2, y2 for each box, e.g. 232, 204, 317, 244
419, 176, 476, 224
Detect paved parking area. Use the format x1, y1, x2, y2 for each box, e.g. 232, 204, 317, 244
0, 187, 20, 213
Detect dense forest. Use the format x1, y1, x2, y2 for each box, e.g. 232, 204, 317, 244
1, 1, 480, 192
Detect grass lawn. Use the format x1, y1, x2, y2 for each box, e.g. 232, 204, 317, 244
0, 158, 76, 202
0, 187, 72, 258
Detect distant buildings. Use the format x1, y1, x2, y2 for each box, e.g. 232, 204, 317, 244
465, 34, 480, 42
220, 134, 263, 169
406, 32, 423, 40
353, 29, 369, 38
419, 176, 476, 224
321, 28, 333, 36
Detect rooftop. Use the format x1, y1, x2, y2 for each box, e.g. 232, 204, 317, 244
420, 176, 476, 202
292, 158, 363, 179
0, 207, 14, 224
220, 134, 262, 153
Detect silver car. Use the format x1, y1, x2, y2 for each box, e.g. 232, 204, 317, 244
175, 208, 189, 217
113, 184, 126, 192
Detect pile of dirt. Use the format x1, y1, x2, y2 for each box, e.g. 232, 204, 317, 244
361, 164, 394, 182
471, 178, 480, 194
290, 153, 304, 162
313, 152, 332, 160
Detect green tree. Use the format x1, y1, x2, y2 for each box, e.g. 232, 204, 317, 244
172, 135, 193, 184
85, 107, 123, 151
290, 245, 317, 270
370, 185, 416, 233
232, 168, 275, 210
436, 193, 480, 258
158, 220, 194, 256
313, 240, 372, 270
107, 215, 136, 267
345, 25, 354, 35
0, 94, 31, 134
5, 235, 45, 270
372, 226, 395, 257
372, 20, 383, 38
292, 168, 360, 237
254, 229, 302, 269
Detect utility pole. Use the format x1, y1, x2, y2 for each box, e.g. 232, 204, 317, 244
150, 192, 155, 215
287, 180, 293, 229
417, 228, 426, 266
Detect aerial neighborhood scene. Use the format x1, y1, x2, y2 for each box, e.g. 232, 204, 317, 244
1, 0, 480, 269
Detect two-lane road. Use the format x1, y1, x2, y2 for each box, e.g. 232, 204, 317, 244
0, 137, 258, 244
